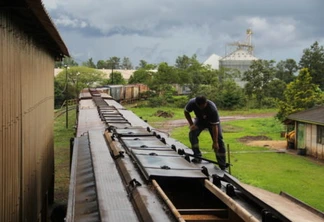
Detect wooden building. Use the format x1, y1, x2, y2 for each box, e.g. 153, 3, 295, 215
285, 106, 324, 160
0, 0, 69, 221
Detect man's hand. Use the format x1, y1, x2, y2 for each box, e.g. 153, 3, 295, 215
190, 124, 198, 131
212, 141, 219, 151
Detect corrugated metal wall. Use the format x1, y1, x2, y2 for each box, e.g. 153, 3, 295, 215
1, 12, 55, 221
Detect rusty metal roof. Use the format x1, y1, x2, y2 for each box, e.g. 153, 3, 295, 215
0, 0, 70, 58
286, 106, 324, 126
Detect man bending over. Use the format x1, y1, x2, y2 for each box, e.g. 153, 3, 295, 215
184, 96, 226, 170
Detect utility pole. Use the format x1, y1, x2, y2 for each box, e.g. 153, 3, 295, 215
65, 65, 69, 128
111, 62, 114, 84
76, 72, 80, 99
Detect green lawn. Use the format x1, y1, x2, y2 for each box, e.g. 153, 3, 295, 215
129, 107, 324, 212
171, 118, 324, 212
53, 110, 76, 204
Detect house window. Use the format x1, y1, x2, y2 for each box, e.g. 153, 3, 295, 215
317, 125, 324, 145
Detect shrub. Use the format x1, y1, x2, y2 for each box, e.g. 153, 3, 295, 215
147, 96, 168, 107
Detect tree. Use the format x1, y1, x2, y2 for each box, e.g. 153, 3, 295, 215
107, 56, 121, 69
276, 68, 324, 121
242, 60, 276, 108
97, 60, 109, 69
54, 78, 66, 108
55, 56, 78, 68
185, 55, 207, 85
155, 62, 177, 84
275, 59, 297, 83
128, 61, 157, 84
299, 41, 324, 90
263, 79, 286, 101
218, 80, 246, 109
189, 66, 245, 109
138, 60, 148, 69
212, 67, 245, 109
285, 59, 298, 77
104, 71, 126, 85
149, 62, 177, 96
121, 57, 133, 70
54, 66, 106, 107
82, 58, 96, 68
217, 67, 240, 85
175, 55, 191, 69
173, 55, 220, 96
128, 68, 154, 84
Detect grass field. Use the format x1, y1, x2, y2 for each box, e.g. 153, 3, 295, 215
53, 110, 76, 205
54, 106, 324, 212
171, 119, 324, 212
128, 106, 324, 212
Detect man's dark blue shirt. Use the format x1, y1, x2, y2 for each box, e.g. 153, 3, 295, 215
184, 98, 220, 125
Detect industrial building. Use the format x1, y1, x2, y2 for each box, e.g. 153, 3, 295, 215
204, 29, 259, 87
0, 0, 69, 221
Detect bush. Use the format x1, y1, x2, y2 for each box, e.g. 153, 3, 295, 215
147, 96, 168, 107
217, 92, 246, 110
260, 97, 277, 108
173, 96, 189, 108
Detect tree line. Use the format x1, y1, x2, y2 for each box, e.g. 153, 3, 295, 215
55, 56, 150, 70
54, 41, 324, 121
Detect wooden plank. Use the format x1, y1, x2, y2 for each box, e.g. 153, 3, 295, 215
181, 214, 226, 221
204, 180, 259, 222
152, 179, 185, 222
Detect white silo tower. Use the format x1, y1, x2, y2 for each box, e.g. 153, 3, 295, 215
220, 29, 259, 87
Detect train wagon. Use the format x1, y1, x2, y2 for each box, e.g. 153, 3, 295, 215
123, 84, 140, 103
106, 85, 125, 102
66, 88, 324, 222
137, 83, 149, 98
101, 84, 149, 103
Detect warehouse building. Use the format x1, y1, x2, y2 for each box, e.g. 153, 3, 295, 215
0, 0, 69, 221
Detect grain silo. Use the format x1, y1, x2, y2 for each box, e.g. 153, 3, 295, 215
219, 29, 258, 87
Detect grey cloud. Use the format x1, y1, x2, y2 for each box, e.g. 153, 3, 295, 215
43, 0, 323, 64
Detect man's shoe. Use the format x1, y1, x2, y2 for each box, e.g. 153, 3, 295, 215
191, 158, 202, 163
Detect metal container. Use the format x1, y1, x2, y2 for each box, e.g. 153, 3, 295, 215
124, 85, 133, 101
137, 84, 149, 98
108, 85, 124, 101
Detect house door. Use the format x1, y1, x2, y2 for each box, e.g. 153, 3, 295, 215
297, 123, 305, 149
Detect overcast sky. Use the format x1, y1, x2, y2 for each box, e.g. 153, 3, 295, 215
42, 0, 324, 67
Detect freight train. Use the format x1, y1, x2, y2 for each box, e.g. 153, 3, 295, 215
97, 84, 149, 103
97, 83, 190, 103
65, 88, 324, 222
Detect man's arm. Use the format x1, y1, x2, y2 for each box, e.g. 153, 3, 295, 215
211, 124, 219, 151
184, 111, 193, 126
